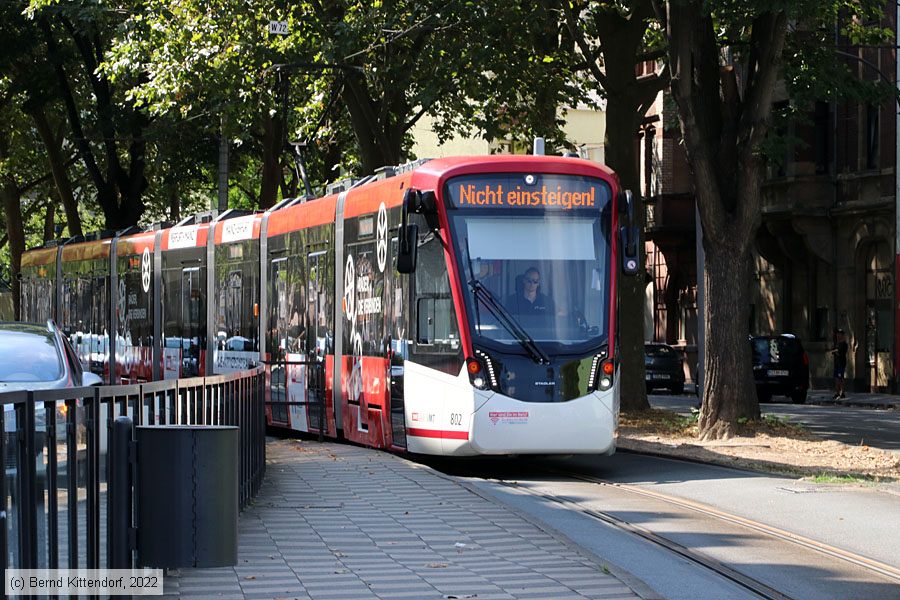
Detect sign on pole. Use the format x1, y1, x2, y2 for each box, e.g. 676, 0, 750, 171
268, 21, 288, 35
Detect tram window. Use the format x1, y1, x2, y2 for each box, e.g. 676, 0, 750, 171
416, 297, 455, 347
120, 263, 153, 348
162, 268, 182, 340
412, 227, 460, 357
267, 252, 304, 357
268, 257, 288, 358
181, 266, 204, 377
417, 298, 433, 344
224, 270, 243, 341
346, 241, 384, 356
307, 251, 327, 355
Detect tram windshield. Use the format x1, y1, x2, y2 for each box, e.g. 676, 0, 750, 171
446, 173, 613, 355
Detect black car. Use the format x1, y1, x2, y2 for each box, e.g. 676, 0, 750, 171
750, 334, 809, 404
644, 342, 686, 394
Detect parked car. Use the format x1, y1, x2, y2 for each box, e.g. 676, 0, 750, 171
0, 320, 102, 392
1, 321, 102, 481
644, 342, 686, 394
750, 334, 809, 404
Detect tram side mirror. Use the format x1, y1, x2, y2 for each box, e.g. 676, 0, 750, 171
419, 190, 440, 230
618, 189, 635, 226
398, 188, 421, 274
619, 190, 639, 276
397, 223, 419, 274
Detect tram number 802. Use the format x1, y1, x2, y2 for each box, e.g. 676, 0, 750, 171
450, 413, 463, 426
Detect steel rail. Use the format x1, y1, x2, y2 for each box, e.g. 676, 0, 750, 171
545, 466, 900, 585
440, 458, 792, 600
497, 479, 793, 600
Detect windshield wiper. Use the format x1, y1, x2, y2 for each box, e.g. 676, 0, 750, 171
468, 279, 551, 365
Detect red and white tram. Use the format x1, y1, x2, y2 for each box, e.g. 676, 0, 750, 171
20, 155, 639, 456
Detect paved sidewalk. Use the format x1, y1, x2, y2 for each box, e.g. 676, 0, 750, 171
163, 440, 647, 600
806, 389, 899, 409
685, 383, 899, 409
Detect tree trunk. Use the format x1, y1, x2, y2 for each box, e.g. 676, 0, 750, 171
1, 181, 24, 321
259, 114, 283, 209
168, 179, 180, 223
605, 93, 650, 412
43, 201, 56, 242
660, 1, 786, 438
699, 237, 759, 438
31, 109, 82, 237
341, 72, 400, 173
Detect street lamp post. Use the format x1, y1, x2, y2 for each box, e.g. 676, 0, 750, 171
895, 5, 899, 392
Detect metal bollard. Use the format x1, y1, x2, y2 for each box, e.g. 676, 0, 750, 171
135, 426, 239, 568
110, 416, 134, 569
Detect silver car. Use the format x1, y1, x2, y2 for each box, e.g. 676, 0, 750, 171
2, 321, 102, 477
0, 320, 102, 392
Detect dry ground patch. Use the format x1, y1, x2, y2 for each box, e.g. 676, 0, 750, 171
619, 409, 900, 483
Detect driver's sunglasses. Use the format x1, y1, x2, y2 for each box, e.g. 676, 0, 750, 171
525, 278, 540, 284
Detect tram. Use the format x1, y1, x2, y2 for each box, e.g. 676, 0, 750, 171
20, 155, 639, 456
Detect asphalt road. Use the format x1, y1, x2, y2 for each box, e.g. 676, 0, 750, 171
650, 393, 900, 452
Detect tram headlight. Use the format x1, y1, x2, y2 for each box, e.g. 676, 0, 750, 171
466, 357, 491, 391
590, 357, 614, 391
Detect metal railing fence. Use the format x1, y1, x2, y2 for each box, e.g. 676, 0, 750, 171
264, 358, 327, 441
0, 367, 265, 573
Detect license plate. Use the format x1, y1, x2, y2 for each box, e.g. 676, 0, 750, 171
767, 369, 789, 377
651, 374, 670, 380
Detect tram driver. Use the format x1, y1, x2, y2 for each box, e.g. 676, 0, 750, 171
506, 267, 554, 319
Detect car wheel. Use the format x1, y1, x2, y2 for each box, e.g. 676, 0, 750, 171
670, 383, 684, 395
791, 389, 807, 404
757, 389, 772, 403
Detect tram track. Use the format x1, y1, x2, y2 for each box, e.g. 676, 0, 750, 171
544, 466, 900, 586
502, 479, 792, 600
437, 457, 900, 600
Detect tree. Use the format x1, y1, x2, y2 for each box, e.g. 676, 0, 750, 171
652, 0, 890, 439
0, 99, 59, 319
1, 2, 83, 238
108, 0, 582, 189
562, 0, 668, 412
27, 4, 152, 229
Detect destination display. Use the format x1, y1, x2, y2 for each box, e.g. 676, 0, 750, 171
446, 174, 609, 211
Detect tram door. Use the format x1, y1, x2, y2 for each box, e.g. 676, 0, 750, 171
268, 257, 290, 425
388, 237, 407, 449
181, 267, 204, 377
307, 250, 328, 433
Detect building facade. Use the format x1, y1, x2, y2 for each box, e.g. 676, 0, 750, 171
643, 18, 898, 393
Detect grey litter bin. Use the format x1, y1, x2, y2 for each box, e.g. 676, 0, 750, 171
135, 426, 239, 568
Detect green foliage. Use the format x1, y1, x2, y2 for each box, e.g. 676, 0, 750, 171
808, 473, 873, 484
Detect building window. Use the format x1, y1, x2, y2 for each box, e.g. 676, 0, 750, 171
813, 102, 830, 175
866, 104, 879, 170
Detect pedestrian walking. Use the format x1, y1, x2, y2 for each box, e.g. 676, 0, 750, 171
831, 328, 848, 399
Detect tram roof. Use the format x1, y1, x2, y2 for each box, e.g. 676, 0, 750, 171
409, 155, 617, 188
